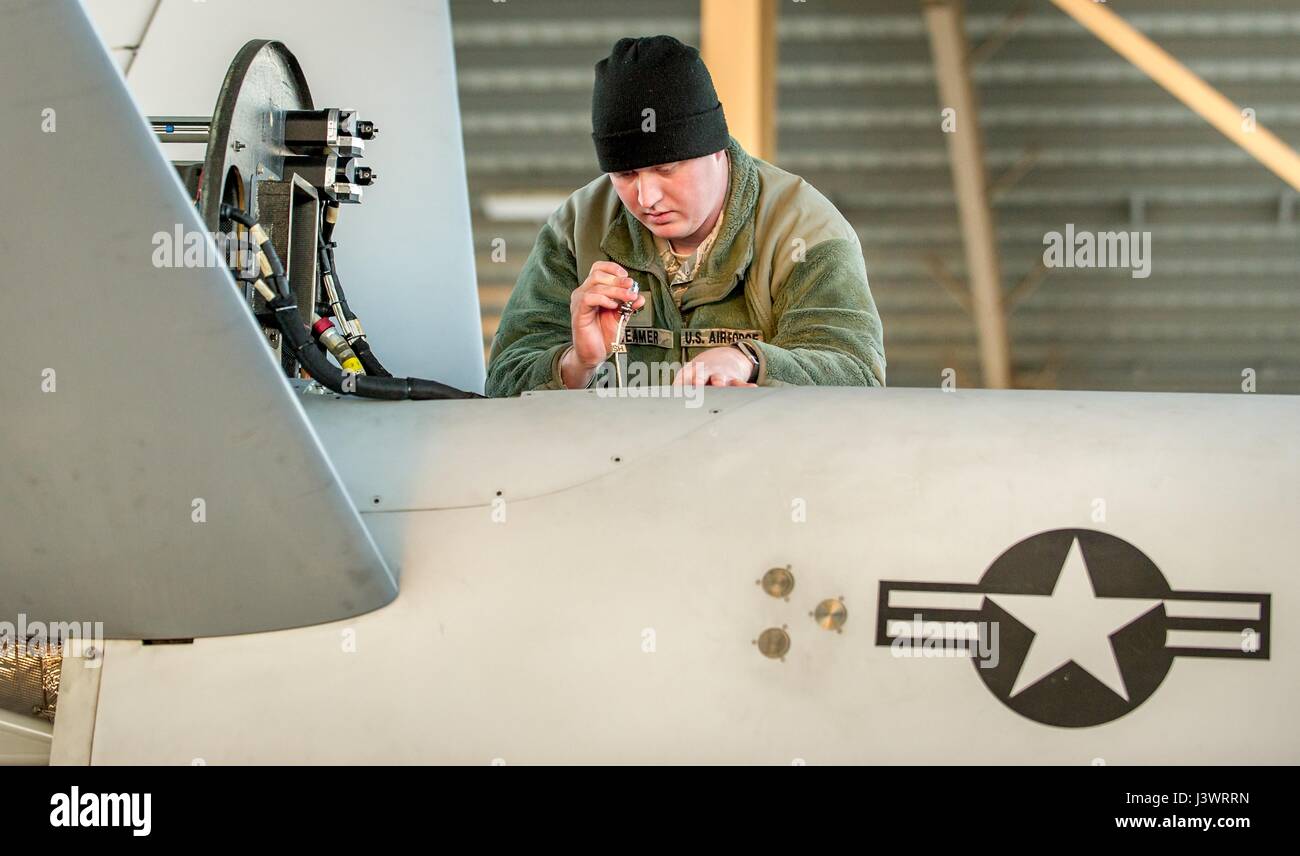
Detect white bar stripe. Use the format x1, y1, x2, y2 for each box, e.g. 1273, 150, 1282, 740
1166, 629, 1261, 650
1163, 599, 1261, 620
887, 591, 985, 610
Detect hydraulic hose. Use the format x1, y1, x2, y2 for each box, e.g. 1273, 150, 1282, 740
220, 204, 482, 400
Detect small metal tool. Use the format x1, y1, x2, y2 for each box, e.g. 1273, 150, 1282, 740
611, 282, 639, 391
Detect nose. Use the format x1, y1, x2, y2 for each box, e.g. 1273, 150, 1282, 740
636, 174, 663, 211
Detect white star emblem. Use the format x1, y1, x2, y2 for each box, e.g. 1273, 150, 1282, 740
988, 538, 1161, 701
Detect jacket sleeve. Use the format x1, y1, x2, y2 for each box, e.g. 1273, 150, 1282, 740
485, 221, 580, 397
744, 236, 886, 387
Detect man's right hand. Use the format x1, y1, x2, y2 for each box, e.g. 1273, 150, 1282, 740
560, 261, 645, 388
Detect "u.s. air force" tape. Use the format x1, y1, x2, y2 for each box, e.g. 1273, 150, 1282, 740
680, 328, 764, 348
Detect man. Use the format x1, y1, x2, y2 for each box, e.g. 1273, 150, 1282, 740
486, 35, 885, 396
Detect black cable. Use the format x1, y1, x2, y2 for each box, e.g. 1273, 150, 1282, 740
327, 248, 391, 377
222, 203, 482, 401
268, 295, 479, 400
350, 335, 392, 379
221, 204, 289, 298
321, 199, 340, 246
317, 219, 393, 377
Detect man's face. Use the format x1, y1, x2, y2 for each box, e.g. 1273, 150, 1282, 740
608, 151, 728, 241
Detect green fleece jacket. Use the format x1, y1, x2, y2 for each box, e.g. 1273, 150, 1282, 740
486, 136, 885, 396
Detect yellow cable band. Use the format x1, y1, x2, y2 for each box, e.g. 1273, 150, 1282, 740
251, 278, 277, 302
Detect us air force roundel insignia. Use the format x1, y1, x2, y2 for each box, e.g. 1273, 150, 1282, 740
875, 529, 1271, 728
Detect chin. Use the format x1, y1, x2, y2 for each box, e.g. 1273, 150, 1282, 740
644, 218, 687, 238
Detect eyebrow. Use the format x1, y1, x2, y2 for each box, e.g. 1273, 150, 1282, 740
619, 162, 679, 176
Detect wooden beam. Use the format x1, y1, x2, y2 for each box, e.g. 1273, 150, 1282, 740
967, 0, 1032, 67
1007, 258, 1051, 312
987, 145, 1041, 202
701, 0, 777, 161
923, 0, 1013, 388
922, 253, 974, 314
1052, 0, 1300, 192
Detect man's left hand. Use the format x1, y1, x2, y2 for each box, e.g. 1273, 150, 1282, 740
674, 346, 758, 387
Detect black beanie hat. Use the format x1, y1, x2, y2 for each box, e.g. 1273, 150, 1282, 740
591, 35, 729, 173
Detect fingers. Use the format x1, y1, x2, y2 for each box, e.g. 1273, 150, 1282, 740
578, 273, 634, 306
671, 359, 757, 387
673, 362, 714, 387
580, 291, 622, 311
578, 289, 644, 313
573, 284, 640, 325
589, 261, 629, 280
587, 271, 636, 291
588, 281, 639, 302
577, 263, 636, 308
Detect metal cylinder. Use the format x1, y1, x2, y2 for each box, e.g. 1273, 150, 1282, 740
150, 115, 213, 144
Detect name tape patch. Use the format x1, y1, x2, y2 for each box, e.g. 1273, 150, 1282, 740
622, 327, 674, 348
